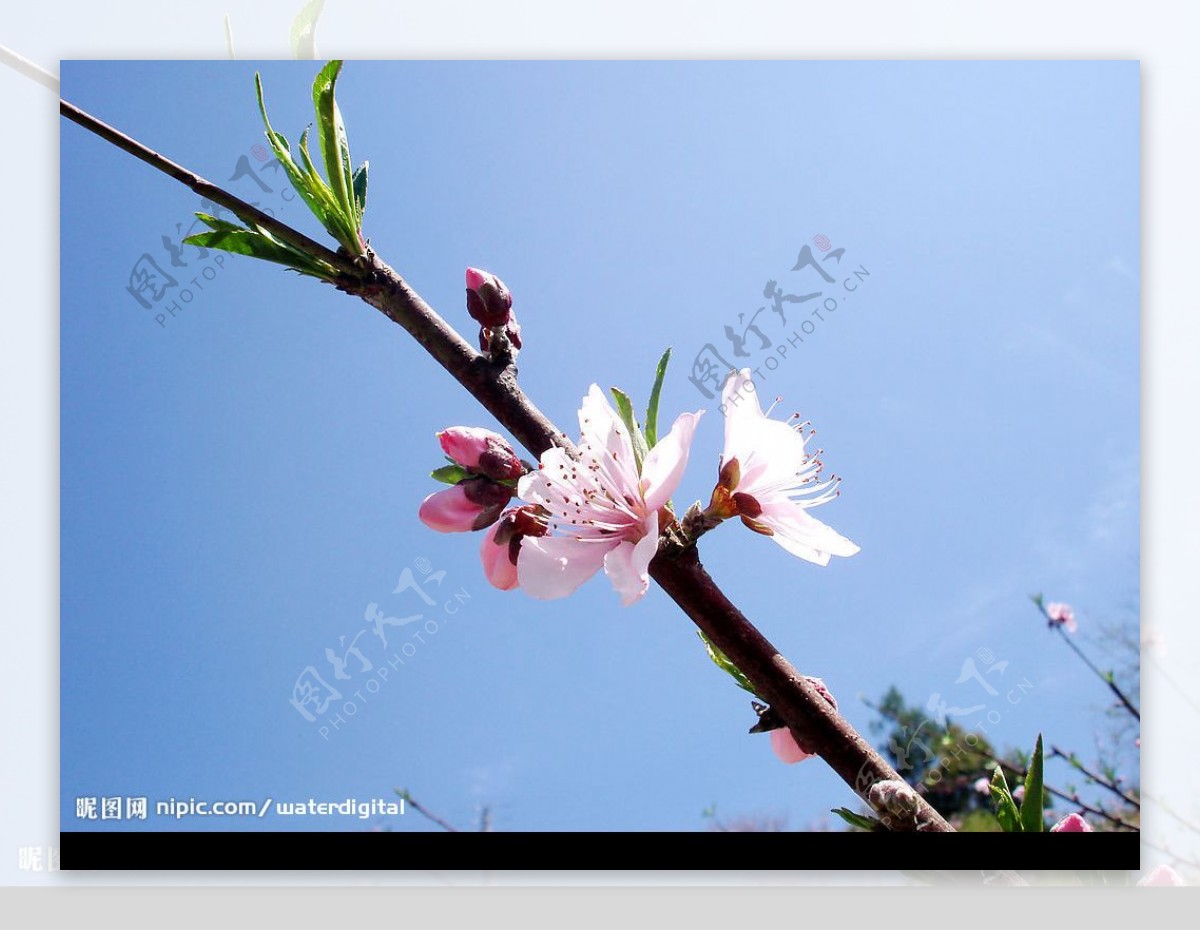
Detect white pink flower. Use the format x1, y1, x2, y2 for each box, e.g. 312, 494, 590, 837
717, 370, 859, 565
1045, 601, 1078, 634
516, 385, 701, 605
974, 776, 992, 795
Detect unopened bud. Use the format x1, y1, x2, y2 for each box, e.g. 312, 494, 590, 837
465, 267, 513, 328
438, 427, 524, 480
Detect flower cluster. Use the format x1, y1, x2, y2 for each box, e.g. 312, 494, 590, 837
417, 299, 860, 607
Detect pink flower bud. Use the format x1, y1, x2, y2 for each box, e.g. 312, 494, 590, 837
480, 505, 549, 590
1045, 601, 1078, 633
768, 676, 836, 764
438, 427, 524, 480
418, 478, 513, 533
1138, 865, 1186, 886
480, 520, 520, 590
465, 267, 513, 328
769, 727, 814, 764
1049, 812, 1094, 832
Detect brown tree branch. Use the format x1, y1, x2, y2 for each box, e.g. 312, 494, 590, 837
60, 93, 953, 833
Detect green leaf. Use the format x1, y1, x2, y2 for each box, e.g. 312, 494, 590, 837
352, 161, 369, 225
644, 348, 672, 449
255, 73, 334, 233
312, 60, 357, 239
296, 126, 351, 239
184, 227, 331, 279
1021, 733, 1045, 833
989, 766, 1022, 833
431, 464, 469, 485
697, 631, 757, 695
290, 0, 325, 59
832, 808, 880, 831
609, 387, 650, 473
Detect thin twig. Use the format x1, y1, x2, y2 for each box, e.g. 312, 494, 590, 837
1051, 622, 1141, 720
59, 90, 953, 832
59, 98, 358, 280
397, 790, 459, 832
1050, 744, 1140, 809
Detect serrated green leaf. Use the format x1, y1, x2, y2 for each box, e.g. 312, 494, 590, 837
832, 808, 880, 831
352, 161, 369, 224
644, 348, 671, 449
610, 387, 650, 473
431, 464, 470, 485
989, 766, 1022, 833
697, 631, 757, 695
1021, 734, 1045, 833
290, 0, 325, 59
312, 60, 357, 242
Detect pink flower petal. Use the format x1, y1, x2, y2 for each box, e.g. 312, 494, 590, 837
601, 513, 660, 606
517, 533, 614, 600
480, 521, 519, 591
640, 412, 701, 512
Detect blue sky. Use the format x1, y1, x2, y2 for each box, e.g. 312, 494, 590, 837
60, 60, 1139, 832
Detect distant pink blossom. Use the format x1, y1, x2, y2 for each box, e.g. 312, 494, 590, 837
974, 776, 992, 795
1046, 601, 1078, 634
1138, 865, 1186, 886
1012, 785, 1025, 804
717, 370, 859, 565
1049, 812, 1094, 833
516, 385, 701, 605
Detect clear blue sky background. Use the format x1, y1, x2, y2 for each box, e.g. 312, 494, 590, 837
61, 60, 1139, 832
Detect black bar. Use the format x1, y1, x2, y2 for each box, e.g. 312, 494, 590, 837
61, 830, 1140, 871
